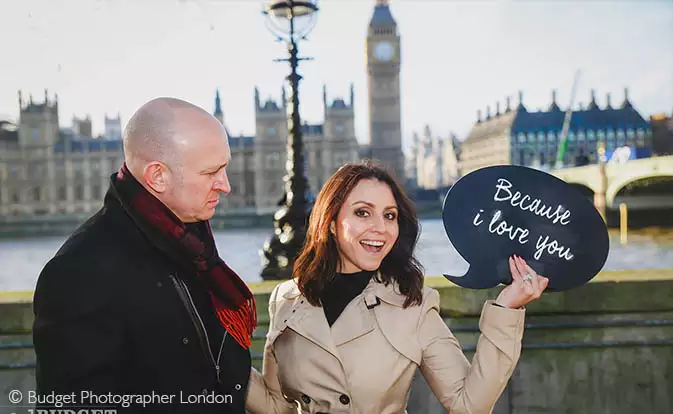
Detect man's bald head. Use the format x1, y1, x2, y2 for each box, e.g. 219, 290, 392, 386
122, 97, 224, 178
120, 96, 232, 222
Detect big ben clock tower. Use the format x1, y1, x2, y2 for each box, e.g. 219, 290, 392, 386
366, 0, 404, 181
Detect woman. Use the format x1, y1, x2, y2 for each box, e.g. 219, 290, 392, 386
246, 161, 548, 414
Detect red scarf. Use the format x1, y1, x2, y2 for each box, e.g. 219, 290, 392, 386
113, 163, 256, 349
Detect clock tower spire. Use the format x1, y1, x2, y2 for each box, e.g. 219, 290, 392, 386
366, 0, 404, 181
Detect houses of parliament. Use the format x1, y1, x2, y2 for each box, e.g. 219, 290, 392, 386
0, 1, 405, 218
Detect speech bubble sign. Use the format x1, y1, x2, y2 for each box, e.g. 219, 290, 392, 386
442, 165, 609, 291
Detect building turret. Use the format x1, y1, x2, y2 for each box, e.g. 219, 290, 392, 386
548, 89, 561, 112
214, 89, 224, 124
621, 87, 633, 109
588, 89, 599, 111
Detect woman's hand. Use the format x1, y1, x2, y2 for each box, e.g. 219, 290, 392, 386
495, 255, 549, 309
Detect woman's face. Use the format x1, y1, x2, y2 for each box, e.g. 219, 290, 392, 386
332, 178, 399, 273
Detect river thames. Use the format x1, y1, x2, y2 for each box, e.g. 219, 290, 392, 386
1, 218, 672, 292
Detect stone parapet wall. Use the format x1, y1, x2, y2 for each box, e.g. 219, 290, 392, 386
2, 270, 672, 413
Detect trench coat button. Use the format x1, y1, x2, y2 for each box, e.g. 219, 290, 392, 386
339, 394, 350, 405
301, 394, 311, 404
182, 337, 189, 345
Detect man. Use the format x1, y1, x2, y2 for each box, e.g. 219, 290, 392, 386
33, 97, 256, 413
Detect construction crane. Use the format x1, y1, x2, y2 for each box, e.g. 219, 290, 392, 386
555, 69, 582, 169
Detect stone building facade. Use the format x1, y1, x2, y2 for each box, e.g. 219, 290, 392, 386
459, 89, 653, 175
0, 86, 360, 217
0, 91, 124, 217
220, 86, 360, 214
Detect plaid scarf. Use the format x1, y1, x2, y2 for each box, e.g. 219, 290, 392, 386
112, 162, 256, 349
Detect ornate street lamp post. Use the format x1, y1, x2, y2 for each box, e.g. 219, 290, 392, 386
260, 0, 319, 280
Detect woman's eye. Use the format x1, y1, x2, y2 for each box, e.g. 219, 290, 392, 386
385, 212, 397, 220
355, 209, 370, 217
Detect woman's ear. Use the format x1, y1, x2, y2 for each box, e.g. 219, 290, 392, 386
330, 221, 336, 236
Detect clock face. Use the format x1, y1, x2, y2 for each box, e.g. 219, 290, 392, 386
374, 41, 394, 62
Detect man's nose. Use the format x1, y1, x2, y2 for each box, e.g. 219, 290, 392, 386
214, 170, 231, 194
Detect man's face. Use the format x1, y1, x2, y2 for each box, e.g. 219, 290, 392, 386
164, 119, 231, 223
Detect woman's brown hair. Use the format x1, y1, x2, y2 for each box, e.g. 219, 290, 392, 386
293, 160, 424, 308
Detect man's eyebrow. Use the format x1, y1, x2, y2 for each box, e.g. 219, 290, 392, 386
199, 162, 228, 174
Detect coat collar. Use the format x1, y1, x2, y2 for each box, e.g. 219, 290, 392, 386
280, 273, 408, 307
276, 274, 408, 356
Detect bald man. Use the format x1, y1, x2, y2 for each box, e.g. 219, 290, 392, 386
32, 97, 258, 413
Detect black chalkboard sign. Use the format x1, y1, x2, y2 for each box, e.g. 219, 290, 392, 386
442, 165, 609, 291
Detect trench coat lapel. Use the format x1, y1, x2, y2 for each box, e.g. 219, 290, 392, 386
368, 278, 423, 365
281, 288, 341, 361
330, 293, 377, 347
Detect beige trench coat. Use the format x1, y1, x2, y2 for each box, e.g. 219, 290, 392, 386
246, 277, 525, 414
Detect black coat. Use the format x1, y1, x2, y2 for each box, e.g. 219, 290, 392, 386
33, 182, 251, 413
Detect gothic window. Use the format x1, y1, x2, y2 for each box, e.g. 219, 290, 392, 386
12, 191, 19, 204
578, 131, 585, 142
517, 133, 525, 144
58, 187, 67, 201
267, 127, 276, 137
537, 131, 545, 143
587, 130, 596, 141
597, 130, 605, 140
75, 185, 84, 201
607, 129, 615, 141
32, 128, 40, 142
335, 122, 344, 134
527, 132, 535, 142
568, 131, 576, 142
32, 187, 41, 202
616, 129, 625, 140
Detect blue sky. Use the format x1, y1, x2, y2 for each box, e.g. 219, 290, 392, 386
1, 0, 671, 151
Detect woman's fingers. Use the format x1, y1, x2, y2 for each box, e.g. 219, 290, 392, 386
513, 256, 535, 297
509, 256, 521, 282
513, 256, 528, 280
518, 256, 548, 298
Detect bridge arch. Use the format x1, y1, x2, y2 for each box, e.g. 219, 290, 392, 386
608, 174, 673, 207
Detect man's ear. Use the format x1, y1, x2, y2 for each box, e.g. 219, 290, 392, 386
143, 162, 170, 193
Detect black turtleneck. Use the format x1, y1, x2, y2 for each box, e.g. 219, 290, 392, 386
320, 270, 375, 326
